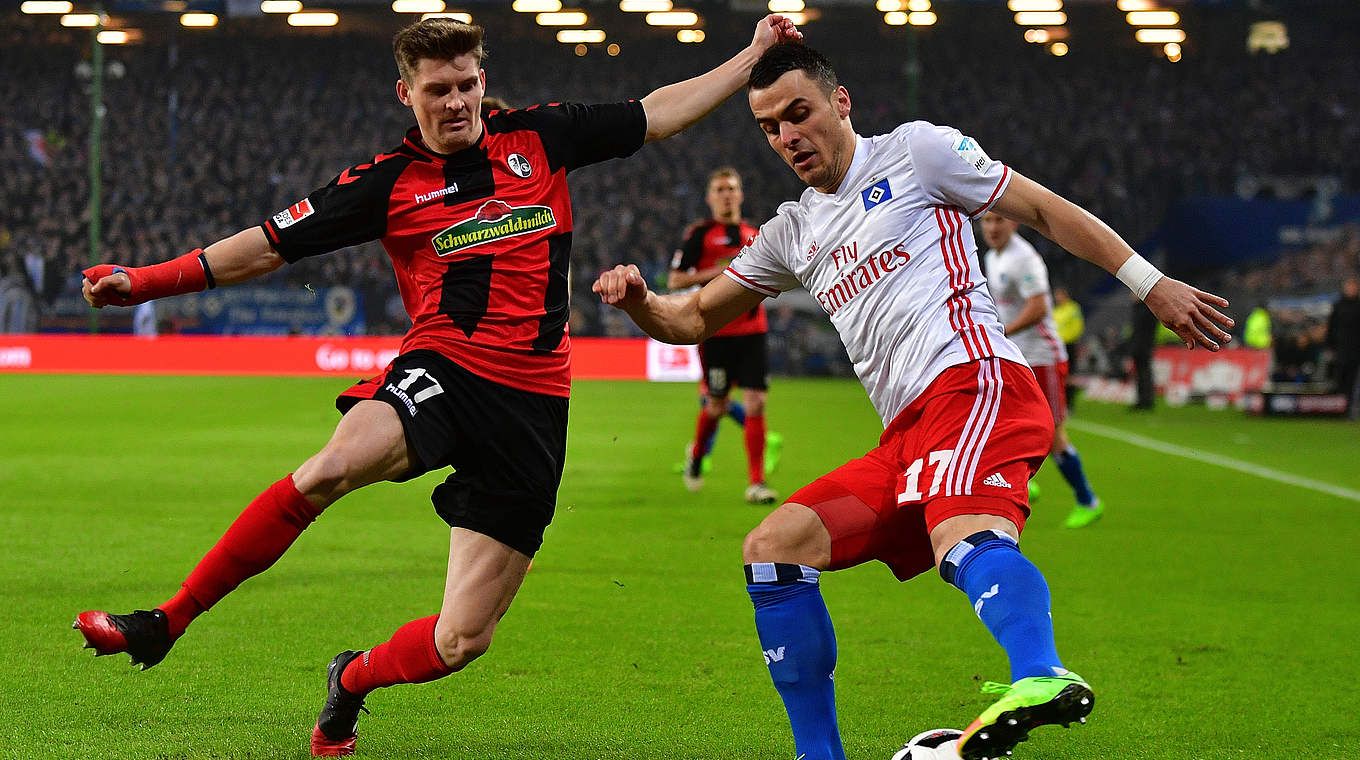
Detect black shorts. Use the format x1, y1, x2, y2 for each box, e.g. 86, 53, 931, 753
698, 333, 769, 396
336, 349, 567, 557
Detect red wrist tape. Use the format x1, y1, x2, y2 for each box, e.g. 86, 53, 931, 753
82, 249, 209, 306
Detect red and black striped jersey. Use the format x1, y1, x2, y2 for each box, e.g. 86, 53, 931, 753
672, 218, 767, 337
262, 100, 647, 397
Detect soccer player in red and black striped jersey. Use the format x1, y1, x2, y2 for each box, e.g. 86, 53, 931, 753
670, 168, 779, 504
73, 15, 801, 756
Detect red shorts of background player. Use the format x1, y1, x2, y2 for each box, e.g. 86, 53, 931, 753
1031, 360, 1070, 425
787, 358, 1053, 581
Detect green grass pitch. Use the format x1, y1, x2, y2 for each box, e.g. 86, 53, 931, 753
2, 374, 1357, 759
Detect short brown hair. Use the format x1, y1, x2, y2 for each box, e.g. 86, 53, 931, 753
708, 167, 741, 186
393, 18, 486, 85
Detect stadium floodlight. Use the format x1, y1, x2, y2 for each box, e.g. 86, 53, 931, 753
1164, 41, 1182, 61
537, 11, 587, 25
1014, 11, 1065, 26
180, 13, 218, 27
288, 11, 340, 26
875, 0, 903, 10
392, 0, 445, 12
97, 30, 130, 44
908, 11, 936, 26
907, 0, 931, 10
676, 28, 705, 42
1049, 41, 1068, 56
423, 11, 471, 21
646, 10, 699, 26
1023, 28, 1048, 43
1116, 0, 1157, 10
768, 0, 804, 12
1126, 11, 1178, 26
1007, 0, 1061, 11
260, 0, 302, 12
1134, 28, 1184, 43
883, 10, 907, 25
619, 0, 671, 11
556, 28, 605, 43
61, 13, 102, 26
21, 1, 73, 13
607, 43, 620, 55
512, 0, 561, 12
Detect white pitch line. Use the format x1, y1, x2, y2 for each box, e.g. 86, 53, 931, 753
1066, 418, 1360, 503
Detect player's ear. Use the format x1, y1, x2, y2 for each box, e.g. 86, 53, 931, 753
396, 78, 413, 107
835, 86, 851, 119
478, 69, 487, 93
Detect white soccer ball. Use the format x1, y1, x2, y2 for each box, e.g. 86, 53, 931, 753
889, 728, 964, 760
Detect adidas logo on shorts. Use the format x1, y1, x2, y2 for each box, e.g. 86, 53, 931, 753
982, 472, 1012, 489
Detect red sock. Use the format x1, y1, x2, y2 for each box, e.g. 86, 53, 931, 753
744, 414, 767, 485
159, 475, 322, 638
341, 615, 453, 696
693, 409, 721, 457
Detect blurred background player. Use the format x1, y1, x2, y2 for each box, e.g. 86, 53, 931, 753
1051, 286, 1084, 413
1326, 276, 1360, 419
593, 41, 1233, 760
669, 167, 779, 504
71, 14, 802, 757
982, 213, 1102, 528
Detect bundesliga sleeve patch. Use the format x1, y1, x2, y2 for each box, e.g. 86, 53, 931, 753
951, 134, 991, 174
272, 198, 314, 229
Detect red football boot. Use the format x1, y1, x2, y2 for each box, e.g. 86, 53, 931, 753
73, 609, 174, 670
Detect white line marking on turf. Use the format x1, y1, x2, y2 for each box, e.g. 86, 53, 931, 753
1067, 418, 1360, 503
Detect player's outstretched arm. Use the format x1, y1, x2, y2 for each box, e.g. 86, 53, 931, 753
593, 264, 766, 344
639, 14, 801, 143
83, 227, 285, 308
991, 172, 1235, 351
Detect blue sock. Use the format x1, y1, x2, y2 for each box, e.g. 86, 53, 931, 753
746, 563, 845, 760
1054, 445, 1096, 506
941, 531, 1064, 683
728, 401, 747, 426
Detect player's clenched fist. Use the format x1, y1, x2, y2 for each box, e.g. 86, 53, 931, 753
82, 266, 133, 308
753, 13, 803, 51
592, 264, 650, 309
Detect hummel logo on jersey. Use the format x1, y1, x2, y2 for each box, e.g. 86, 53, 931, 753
982, 472, 1012, 489
414, 184, 459, 204
763, 646, 786, 665
975, 584, 1000, 616
860, 178, 892, 211
272, 199, 314, 229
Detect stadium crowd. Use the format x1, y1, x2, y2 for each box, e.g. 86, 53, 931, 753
2, 5, 1358, 380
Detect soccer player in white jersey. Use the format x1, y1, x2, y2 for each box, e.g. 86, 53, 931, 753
981, 214, 1102, 528
593, 43, 1233, 760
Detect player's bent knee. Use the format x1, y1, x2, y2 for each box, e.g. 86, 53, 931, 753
741, 504, 829, 568
292, 449, 354, 507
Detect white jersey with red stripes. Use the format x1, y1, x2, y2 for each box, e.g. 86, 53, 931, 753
725, 121, 1027, 425
983, 233, 1068, 368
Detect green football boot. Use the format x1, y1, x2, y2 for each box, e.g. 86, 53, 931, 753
959, 671, 1093, 760
1062, 498, 1104, 529
763, 431, 784, 477
1027, 480, 1041, 502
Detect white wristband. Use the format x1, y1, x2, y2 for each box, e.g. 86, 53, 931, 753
1116, 253, 1164, 301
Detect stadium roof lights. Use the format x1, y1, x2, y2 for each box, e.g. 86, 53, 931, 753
675, 28, 704, 42
260, 1, 302, 12
1134, 27, 1185, 43
1126, 10, 1179, 26
512, 0, 561, 12
876, 0, 931, 11
96, 29, 130, 44
619, 0, 671, 11
60, 12, 103, 27
1116, 0, 1158, 10
20, 1, 73, 13
423, 11, 472, 22
1014, 11, 1065, 26
556, 28, 605, 43
1007, 0, 1061, 11
180, 12, 218, 27
767, 0, 804, 13
391, 0, 445, 13
536, 11, 588, 26
645, 10, 698, 26
288, 11, 339, 26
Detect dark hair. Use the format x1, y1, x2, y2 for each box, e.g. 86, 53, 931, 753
393, 18, 486, 85
749, 42, 838, 94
